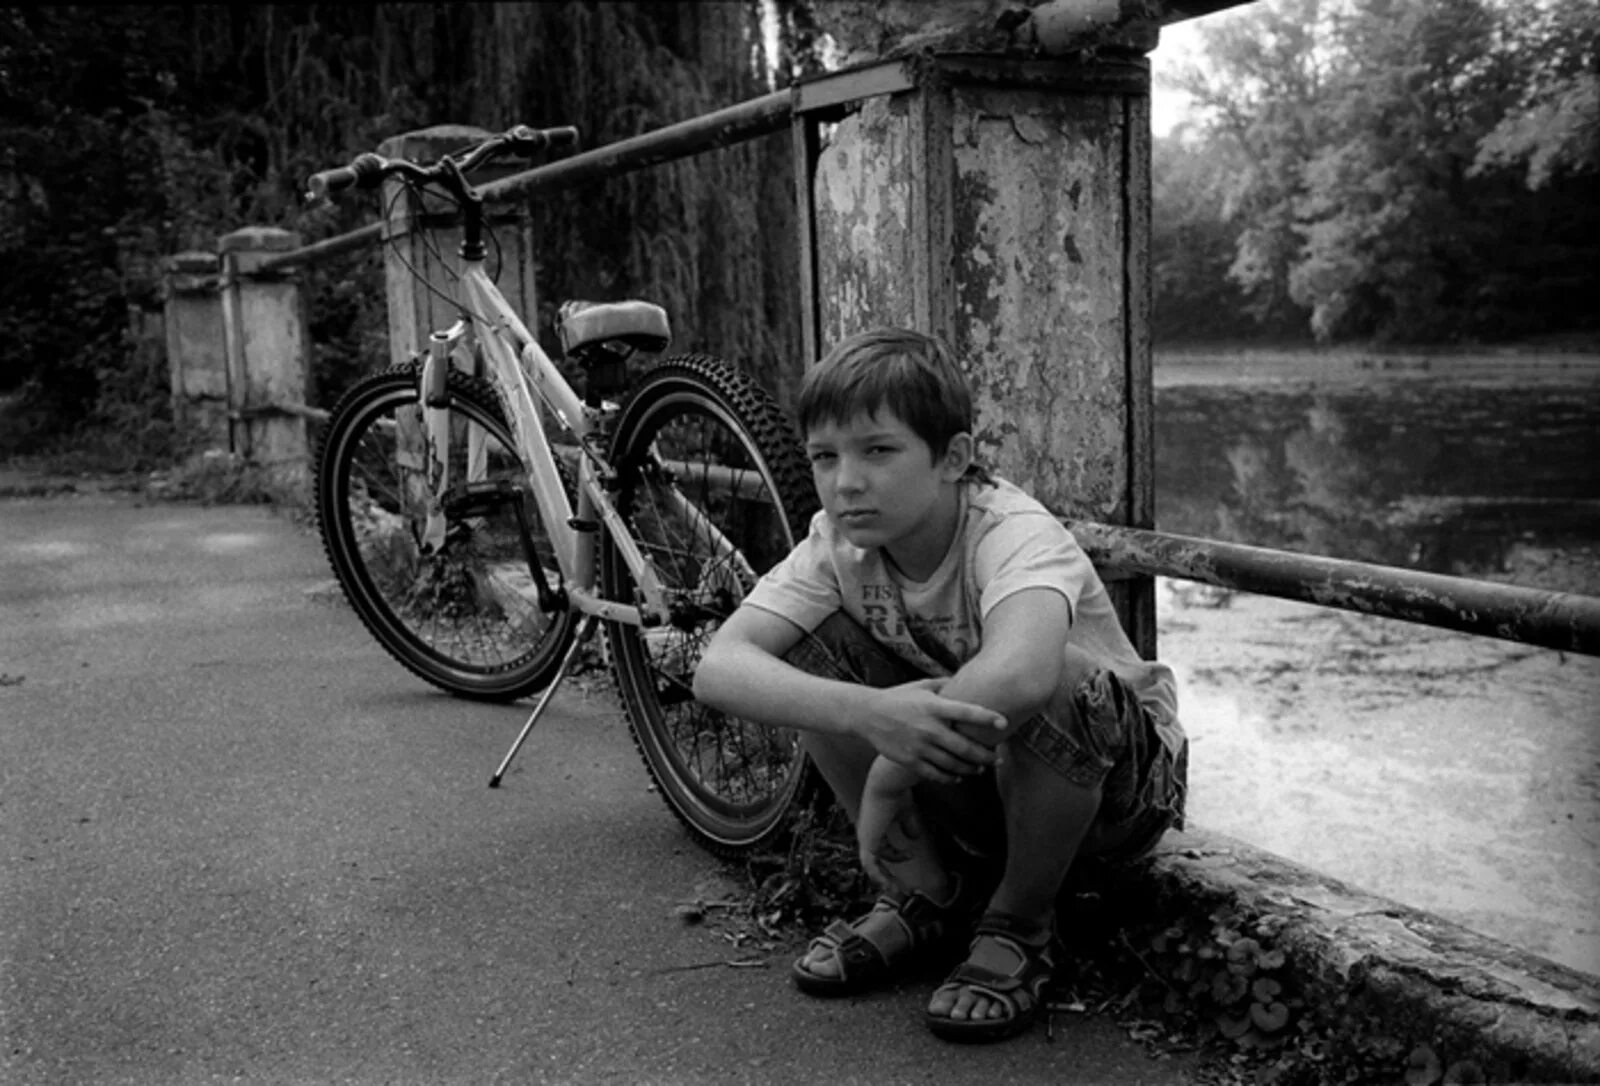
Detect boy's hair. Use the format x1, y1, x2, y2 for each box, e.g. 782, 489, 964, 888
798, 328, 976, 461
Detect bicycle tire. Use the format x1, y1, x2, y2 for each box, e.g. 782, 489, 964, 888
601, 353, 822, 857
316, 364, 580, 701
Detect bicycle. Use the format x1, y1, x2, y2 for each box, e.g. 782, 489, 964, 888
307, 124, 820, 856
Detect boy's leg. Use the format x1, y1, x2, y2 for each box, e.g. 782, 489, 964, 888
927, 647, 1187, 1028
783, 613, 952, 893
782, 614, 972, 987
857, 756, 949, 895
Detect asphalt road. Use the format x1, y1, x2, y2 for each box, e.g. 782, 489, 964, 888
0, 489, 1195, 1085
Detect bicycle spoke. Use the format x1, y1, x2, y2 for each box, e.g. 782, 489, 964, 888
602, 356, 818, 851
316, 367, 579, 701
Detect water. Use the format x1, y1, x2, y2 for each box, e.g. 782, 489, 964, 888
1150, 351, 1600, 974
1153, 354, 1600, 590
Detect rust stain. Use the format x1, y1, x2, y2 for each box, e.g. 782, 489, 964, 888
948, 87, 1127, 516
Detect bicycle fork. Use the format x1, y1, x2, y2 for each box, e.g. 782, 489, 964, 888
418, 319, 470, 556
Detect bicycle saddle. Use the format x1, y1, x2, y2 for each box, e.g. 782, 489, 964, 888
558, 300, 671, 357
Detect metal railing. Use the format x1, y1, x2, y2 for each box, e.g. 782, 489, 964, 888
255, 90, 795, 278
242, 55, 1600, 665
1073, 523, 1600, 657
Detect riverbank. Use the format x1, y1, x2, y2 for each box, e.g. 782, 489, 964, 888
1154, 342, 1600, 388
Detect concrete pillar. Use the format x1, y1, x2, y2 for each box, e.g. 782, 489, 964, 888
163, 251, 228, 447
376, 125, 539, 370
218, 226, 311, 495
806, 7, 1158, 654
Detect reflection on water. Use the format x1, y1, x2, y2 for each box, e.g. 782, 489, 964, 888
1154, 361, 1600, 588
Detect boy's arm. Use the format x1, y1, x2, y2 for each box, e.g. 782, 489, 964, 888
693, 605, 1006, 783
939, 587, 1073, 743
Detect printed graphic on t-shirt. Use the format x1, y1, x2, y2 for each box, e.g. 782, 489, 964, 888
856, 582, 969, 675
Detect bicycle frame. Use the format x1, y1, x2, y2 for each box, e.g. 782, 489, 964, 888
417, 257, 758, 634
411, 259, 671, 628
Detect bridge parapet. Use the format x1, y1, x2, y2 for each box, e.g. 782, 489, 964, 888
155, 5, 1600, 1077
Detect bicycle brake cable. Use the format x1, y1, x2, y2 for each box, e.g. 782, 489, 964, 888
381, 182, 500, 329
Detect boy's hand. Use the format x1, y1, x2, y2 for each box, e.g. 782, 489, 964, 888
861, 679, 1008, 784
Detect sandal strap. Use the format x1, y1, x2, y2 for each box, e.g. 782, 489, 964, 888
933, 914, 1056, 1011
972, 909, 1053, 946
931, 959, 1049, 1023
811, 915, 902, 975
803, 885, 967, 983
942, 959, 1029, 997
894, 887, 960, 943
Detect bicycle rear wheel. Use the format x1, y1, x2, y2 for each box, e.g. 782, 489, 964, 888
601, 354, 821, 857
316, 364, 579, 701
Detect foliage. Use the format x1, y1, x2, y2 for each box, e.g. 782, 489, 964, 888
1473, 0, 1600, 189
144, 449, 285, 509
1079, 902, 1496, 1085
1151, 134, 1255, 341
734, 800, 875, 935
1153, 0, 1600, 345
0, 2, 814, 462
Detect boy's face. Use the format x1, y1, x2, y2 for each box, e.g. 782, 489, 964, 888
804, 409, 972, 574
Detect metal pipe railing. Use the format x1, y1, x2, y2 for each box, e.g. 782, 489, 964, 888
1070, 521, 1600, 658
480, 89, 792, 204
256, 89, 793, 276
257, 223, 383, 274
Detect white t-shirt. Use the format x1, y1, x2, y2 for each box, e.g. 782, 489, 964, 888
745, 476, 1182, 750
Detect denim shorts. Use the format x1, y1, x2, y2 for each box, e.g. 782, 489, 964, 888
785, 612, 1187, 866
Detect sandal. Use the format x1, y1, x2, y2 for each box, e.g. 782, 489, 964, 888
791, 885, 967, 997
925, 912, 1056, 1044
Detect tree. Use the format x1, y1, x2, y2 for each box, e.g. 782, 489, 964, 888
0, 2, 816, 453
1289, 0, 1516, 341
1165, 0, 1334, 337
1473, 0, 1600, 190
1157, 0, 1599, 345
1150, 133, 1254, 341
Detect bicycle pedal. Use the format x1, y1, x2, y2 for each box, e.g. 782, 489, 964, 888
566, 516, 601, 533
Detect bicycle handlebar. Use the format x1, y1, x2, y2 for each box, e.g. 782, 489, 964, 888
306, 124, 580, 205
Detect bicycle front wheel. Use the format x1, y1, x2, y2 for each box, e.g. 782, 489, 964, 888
602, 354, 820, 856
316, 364, 580, 701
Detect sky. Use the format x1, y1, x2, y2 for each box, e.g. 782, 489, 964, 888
1150, 16, 1211, 137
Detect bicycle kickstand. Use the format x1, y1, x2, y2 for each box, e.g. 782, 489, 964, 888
488, 613, 602, 788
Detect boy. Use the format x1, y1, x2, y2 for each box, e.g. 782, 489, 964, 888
693, 328, 1186, 1044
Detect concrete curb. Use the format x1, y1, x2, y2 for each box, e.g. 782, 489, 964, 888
1100, 827, 1600, 1083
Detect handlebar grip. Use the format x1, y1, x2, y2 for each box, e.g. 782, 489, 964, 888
305, 153, 386, 202
506, 125, 580, 156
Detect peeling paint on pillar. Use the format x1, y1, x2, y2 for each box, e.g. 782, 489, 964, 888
815, 96, 920, 338
950, 87, 1129, 517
